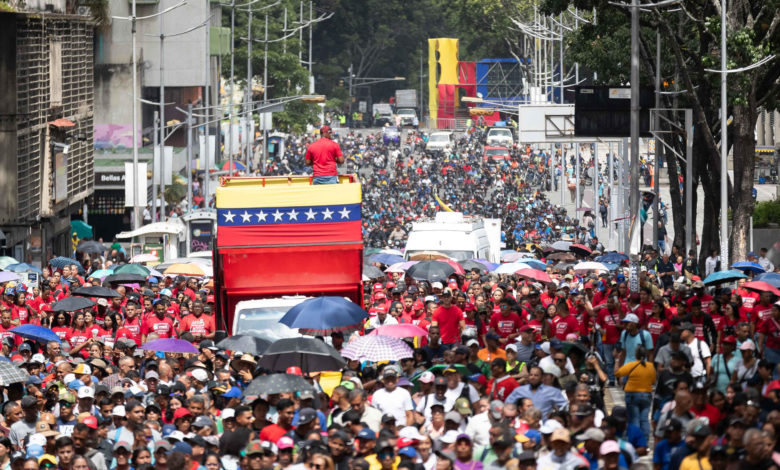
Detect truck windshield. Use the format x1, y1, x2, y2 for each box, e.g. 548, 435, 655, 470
490, 129, 512, 137
397, 109, 415, 116
406, 250, 474, 261
429, 134, 450, 142
234, 308, 298, 340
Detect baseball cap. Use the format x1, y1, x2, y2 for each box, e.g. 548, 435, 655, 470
77, 387, 95, 399
444, 411, 462, 424
298, 407, 317, 425
113, 441, 132, 452
356, 428, 376, 440
21, 395, 38, 409
112, 405, 126, 417
439, 430, 459, 445
419, 371, 435, 384
599, 440, 620, 455
740, 340, 756, 351
433, 376, 448, 387
277, 436, 294, 450
489, 400, 504, 420
578, 427, 605, 442
81, 415, 98, 430
621, 313, 640, 324
550, 428, 571, 443
539, 419, 563, 434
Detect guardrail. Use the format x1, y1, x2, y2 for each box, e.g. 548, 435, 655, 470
427, 117, 469, 131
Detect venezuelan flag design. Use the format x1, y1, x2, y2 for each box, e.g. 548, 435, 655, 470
216, 176, 362, 248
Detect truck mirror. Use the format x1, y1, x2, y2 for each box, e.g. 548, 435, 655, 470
214, 330, 228, 343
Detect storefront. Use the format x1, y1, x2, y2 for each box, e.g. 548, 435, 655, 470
89, 170, 133, 241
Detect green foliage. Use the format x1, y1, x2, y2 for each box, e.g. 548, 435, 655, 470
164, 180, 187, 205
753, 199, 780, 228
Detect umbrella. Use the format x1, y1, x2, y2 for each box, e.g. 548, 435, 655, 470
731, 261, 766, 274
10, 324, 61, 343
0, 272, 20, 283
76, 241, 107, 255
461, 260, 490, 274
406, 261, 456, 282
70, 220, 93, 239
49, 257, 84, 273
220, 160, 247, 171
515, 259, 547, 270
369, 253, 404, 266
88, 269, 114, 280
0, 257, 19, 270
755, 272, 780, 288
279, 297, 368, 334
216, 335, 272, 355
364, 248, 383, 256
139, 338, 198, 354
105, 273, 147, 284
473, 259, 499, 271
548, 252, 576, 262
408, 251, 451, 261
368, 323, 428, 338
703, 269, 747, 285
114, 264, 151, 277
515, 268, 552, 284
363, 265, 385, 280
561, 341, 590, 356
440, 259, 466, 275
550, 241, 572, 252
741, 281, 780, 297
0, 362, 28, 386
130, 253, 160, 264
164, 263, 206, 277
384, 262, 407, 274
413, 364, 470, 381
51, 297, 96, 312
340, 335, 414, 362
570, 244, 592, 256
243, 373, 314, 396
500, 251, 523, 263
596, 252, 629, 263
3, 263, 42, 274
380, 249, 403, 256
493, 262, 532, 275
148, 269, 164, 278
573, 262, 610, 274
258, 337, 346, 373
72, 286, 121, 298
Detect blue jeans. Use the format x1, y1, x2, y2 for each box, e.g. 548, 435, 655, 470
313, 175, 339, 185
601, 342, 616, 383
625, 391, 652, 442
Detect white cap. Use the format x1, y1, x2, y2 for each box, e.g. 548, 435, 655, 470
431, 282, 443, 289
466, 339, 480, 348
439, 430, 460, 444
30, 353, 46, 364
419, 371, 435, 384
64, 373, 76, 384
424, 295, 436, 303
28, 434, 47, 448
77, 387, 95, 399
112, 405, 126, 417
622, 313, 640, 324
221, 409, 235, 420
541, 362, 561, 378
168, 431, 186, 442
398, 426, 425, 441
190, 369, 208, 382
540, 419, 563, 434
505, 344, 518, 353
539, 342, 551, 355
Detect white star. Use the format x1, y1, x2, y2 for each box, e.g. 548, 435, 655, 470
304, 208, 317, 220
287, 209, 299, 221
339, 207, 351, 219
256, 211, 267, 222
240, 211, 252, 223
321, 208, 334, 220
223, 211, 235, 223
272, 209, 284, 221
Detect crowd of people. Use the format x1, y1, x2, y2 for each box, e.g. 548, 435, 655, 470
0, 125, 779, 470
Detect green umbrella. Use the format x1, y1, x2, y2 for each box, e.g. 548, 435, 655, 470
70, 220, 93, 239
411, 363, 470, 383
364, 248, 383, 256
113, 264, 150, 277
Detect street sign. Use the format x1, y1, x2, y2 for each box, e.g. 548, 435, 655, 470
574, 86, 653, 137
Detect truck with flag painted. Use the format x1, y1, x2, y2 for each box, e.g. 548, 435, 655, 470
213, 175, 364, 334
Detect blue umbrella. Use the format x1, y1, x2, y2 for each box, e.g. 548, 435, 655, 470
279, 296, 369, 334
516, 259, 547, 270
731, 261, 766, 274
755, 272, 780, 288
49, 257, 85, 274
596, 252, 629, 263
11, 324, 60, 344
473, 259, 499, 271
3, 263, 42, 274
703, 269, 747, 285
369, 253, 404, 266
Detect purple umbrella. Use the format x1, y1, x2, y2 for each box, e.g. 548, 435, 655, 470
0, 272, 20, 283
139, 338, 197, 354
341, 335, 413, 362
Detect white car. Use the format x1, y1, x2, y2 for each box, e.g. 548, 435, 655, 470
486, 127, 514, 147
426, 131, 454, 154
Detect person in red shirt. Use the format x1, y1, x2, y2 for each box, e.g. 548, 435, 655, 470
259, 398, 296, 442
0, 309, 19, 346
691, 383, 721, 428
751, 292, 775, 330
52, 311, 72, 342
645, 300, 670, 345
489, 298, 523, 344
304, 125, 344, 184
551, 301, 580, 341
178, 300, 216, 345
143, 302, 176, 342
121, 302, 143, 346
431, 288, 464, 346
758, 302, 780, 364
595, 295, 623, 385
486, 358, 519, 402
636, 289, 655, 326
687, 281, 713, 311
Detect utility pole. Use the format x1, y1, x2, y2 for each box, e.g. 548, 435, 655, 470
629, 0, 641, 290
348, 63, 353, 127
186, 104, 193, 212
131, 0, 140, 229
246, 8, 253, 167
308, 1, 313, 92
262, 14, 269, 172
283, 7, 287, 54
228, 0, 235, 174
203, 9, 211, 207
653, 31, 661, 250
298, 1, 303, 64
720, 0, 729, 269
159, 10, 167, 222
153, 111, 159, 222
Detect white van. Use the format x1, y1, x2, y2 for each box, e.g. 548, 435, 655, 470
232, 297, 307, 341
404, 212, 501, 263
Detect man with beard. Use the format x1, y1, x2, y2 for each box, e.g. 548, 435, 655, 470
71, 422, 107, 470
505, 366, 568, 417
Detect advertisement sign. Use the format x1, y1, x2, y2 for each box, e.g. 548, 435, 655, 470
190, 221, 213, 253
54, 150, 68, 203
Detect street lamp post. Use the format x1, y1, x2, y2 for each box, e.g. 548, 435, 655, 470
720, 0, 729, 270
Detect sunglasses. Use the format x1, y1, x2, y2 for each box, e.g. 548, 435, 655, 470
312, 465, 323, 470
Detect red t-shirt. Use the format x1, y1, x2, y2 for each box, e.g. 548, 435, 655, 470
259, 423, 293, 444
552, 314, 580, 340
597, 308, 623, 345
11, 305, 30, 324
52, 326, 71, 342
304, 138, 343, 176
759, 317, 780, 350
432, 305, 463, 344
179, 314, 215, 340
645, 318, 670, 344
738, 289, 759, 309
122, 317, 143, 346
0, 323, 19, 345
486, 375, 519, 402
752, 304, 774, 325
115, 327, 138, 345
489, 312, 523, 338
142, 316, 176, 339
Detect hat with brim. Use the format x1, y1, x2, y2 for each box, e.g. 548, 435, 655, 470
231, 353, 258, 372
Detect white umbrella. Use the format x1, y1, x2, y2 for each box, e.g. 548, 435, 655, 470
130, 253, 160, 263
380, 248, 403, 256
493, 262, 532, 274
573, 261, 609, 274
384, 262, 407, 274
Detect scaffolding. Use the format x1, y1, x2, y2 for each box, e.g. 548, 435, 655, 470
476, 59, 529, 105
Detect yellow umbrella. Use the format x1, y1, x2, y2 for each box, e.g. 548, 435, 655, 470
163, 263, 206, 277
408, 251, 450, 261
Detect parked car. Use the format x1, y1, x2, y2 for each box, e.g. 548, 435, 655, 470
483, 146, 511, 163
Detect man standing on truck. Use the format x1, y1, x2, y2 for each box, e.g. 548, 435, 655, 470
304, 125, 344, 184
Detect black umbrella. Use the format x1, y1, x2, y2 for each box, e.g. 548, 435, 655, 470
51, 297, 96, 312
406, 261, 455, 282
243, 373, 314, 396
461, 260, 489, 274
258, 337, 345, 373
362, 265, 385, 280
72, 286, 120, 298
76, 241, 107, 255
104, 273, 147, 284
216, 335, 271, 355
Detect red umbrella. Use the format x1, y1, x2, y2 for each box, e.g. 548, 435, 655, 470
570, 244, 592, 256
440, 259, 466, 275
515, 268, 552, 284
741, 281, 780, 297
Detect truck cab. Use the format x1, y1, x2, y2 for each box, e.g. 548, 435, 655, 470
396, 108, 418, 127
214, 175, 364, 334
